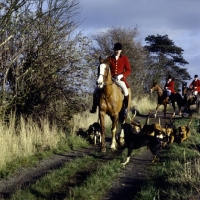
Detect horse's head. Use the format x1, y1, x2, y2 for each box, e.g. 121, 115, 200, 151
150, 81, 159, 95
182, 81, 188, 96
97, 57, 112, 88
186, 88, 194, 102
182, 82, 187, 87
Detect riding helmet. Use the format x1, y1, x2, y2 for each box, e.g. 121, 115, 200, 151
167, 75, 172, 79
113, 42, 122, 50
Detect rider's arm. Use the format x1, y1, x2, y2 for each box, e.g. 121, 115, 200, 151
122, 56, 131, 78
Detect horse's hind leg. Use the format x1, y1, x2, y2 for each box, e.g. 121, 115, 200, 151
154, 105, 160, 118
177, 102, 182, 116
171, 103, 176, 117
178, 106, 182, 116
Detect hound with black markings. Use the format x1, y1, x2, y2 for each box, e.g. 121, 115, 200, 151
119, 122, 167, 166
87, 122, 101, 145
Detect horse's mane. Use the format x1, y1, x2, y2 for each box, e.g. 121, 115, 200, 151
99, 56, 110, 65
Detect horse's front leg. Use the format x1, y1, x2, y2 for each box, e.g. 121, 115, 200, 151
110, 115, 118, 150
154, 104, 160, 118
178, 105, 182, 116
99, 111, 106, 152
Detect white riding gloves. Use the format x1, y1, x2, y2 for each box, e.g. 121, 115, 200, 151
117, 74, 123, 81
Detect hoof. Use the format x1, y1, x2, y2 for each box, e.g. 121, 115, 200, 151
110, 143, 117, 150
100, 147, 106, 153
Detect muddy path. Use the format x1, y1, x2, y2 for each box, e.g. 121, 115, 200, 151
0, 111, 174, 200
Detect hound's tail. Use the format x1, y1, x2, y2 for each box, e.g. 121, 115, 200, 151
187, 118, 192, 127
145, 110, 151, 125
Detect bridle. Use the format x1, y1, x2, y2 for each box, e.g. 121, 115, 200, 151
150, 84, 163, 96
97, 64, 113, 88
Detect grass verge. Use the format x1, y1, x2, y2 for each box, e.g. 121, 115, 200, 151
0, 135, 89, 180
134, 118, 200, 200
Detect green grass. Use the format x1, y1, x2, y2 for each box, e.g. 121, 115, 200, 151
10, 155, 96, 200
1, 98, 200, 199
10, 154, 122, 200
0, 135, 89, 180
134, 118, 200, 200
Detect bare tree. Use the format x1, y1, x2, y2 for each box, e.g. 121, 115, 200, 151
90, 26, 149, 96
0, 0, 91, 125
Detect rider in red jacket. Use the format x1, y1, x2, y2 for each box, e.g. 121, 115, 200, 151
90, 42, 131, 117
189, 74, 200, 96
164, 75, 175, 103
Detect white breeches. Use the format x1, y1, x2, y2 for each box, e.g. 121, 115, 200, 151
166, 89, 171, 96
194, 91, 198, 95
115, 80, 129, 96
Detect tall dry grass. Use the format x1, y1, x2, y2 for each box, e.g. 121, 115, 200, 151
0, 115, 66, 168
72, 95, 158, 131
131, 95, 159, 114
0, 95, 157, 169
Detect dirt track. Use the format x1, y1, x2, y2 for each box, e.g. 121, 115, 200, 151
0, 112, 170, 200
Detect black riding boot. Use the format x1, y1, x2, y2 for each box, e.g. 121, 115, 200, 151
123, 95, 129, 117
194, 95, 197, 104
90, 94, 98, 113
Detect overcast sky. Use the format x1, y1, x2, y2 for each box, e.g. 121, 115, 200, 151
79, 0, 200, 81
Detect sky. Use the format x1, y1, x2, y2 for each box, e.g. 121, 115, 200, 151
79, 0, 200, 82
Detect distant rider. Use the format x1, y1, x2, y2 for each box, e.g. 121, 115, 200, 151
164, 75, 175, 103
189, 74, 200, 100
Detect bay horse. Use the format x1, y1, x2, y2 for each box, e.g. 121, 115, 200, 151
182, 81, 200, 114
97, 56, 131, 152
182, 81, 196, 110
150, 81, 184, 118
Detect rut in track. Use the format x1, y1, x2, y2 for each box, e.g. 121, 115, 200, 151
0, 112, 173, 199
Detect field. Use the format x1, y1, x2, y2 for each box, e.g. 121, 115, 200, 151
0, 96, 200, 200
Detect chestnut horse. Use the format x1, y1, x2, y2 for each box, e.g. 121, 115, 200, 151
97, 57, 131, 152
150, 82, 184, 118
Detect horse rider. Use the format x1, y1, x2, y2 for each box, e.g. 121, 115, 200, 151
164, 75, 175, 103
90, 42, 131, 117
189, 74, 200, 100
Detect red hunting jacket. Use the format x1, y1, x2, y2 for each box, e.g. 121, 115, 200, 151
109, 54, 131, 88
165, 80, 176, 94
189, 79, 200, 92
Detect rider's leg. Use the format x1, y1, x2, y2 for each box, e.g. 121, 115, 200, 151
123, 94, 129, 116
193, 91, 198, 103
167, 90, 171, 103
115, 80, 129, 117
90, 87, 99, 113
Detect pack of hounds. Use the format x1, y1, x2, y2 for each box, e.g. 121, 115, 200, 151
84, 111, 192, 167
